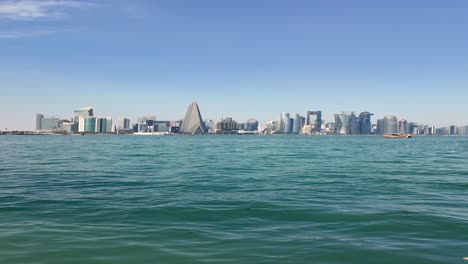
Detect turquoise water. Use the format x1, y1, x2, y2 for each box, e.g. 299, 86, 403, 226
1, 135, 467, 263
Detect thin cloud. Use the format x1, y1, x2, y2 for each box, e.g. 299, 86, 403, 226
0, 29, 67, 39
0, 0, 89, 20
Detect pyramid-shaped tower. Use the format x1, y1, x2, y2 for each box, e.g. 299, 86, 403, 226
180, 102, 206, 134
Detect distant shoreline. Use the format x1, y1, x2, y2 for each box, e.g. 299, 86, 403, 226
0, 132, 465, 137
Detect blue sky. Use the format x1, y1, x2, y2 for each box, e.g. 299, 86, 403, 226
1, 0, 467, 130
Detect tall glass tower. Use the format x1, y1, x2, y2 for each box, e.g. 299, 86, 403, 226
358, 112, 374, 135
292, 113, 302, 134
36, 114, 44, 130
73, 106, 94, 133
382, 115, 398, 134
334, 112, 358, 135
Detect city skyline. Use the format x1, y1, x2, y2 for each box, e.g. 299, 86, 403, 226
1, 0, 468, 130
27, 103, 468, 137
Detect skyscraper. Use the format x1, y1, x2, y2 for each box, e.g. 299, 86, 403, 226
246, 119, 259, 131
96, 117, 112, 133
279, 113, 289, 133
398, 119, 408, 134
36, 114, 44, 130
382, 115, 398, 134
118, 117, 131, 129
306, 111, 322, 133
78, 117, 86, 132
84, 117, 96, 133
358, 112, 373, 135
408, 122, 419, 135
449, 126, 456, 135
376, 119, 383, 135
334, 112, 357, 135
292, 113, 302, 134
73, 106, 93, 132
180, 102, 206, 134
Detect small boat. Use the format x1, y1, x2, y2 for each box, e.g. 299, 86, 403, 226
383, 133, 412, 138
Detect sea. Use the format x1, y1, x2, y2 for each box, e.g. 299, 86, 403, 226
1, 135, 467, 264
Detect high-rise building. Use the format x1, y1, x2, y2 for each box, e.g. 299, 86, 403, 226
279, 113, 294, 134
84, 117, 96, 133
382, 115, 398, 134
279, 113, 289, 133
40, 117, 60, 131
180, 101, 206, 134
408, 122, 419, 135
73, 106, 93, 132
376, 119, 383, 135
425, 125, 436, 135
358, 112, 374, 135
96, 117, 112, 133
334, 112, 357, 135
418, 124, 426, 135
266, 120, 279, 134
215, 117, 239, 134
306, 111, 322, 133
35, 113, 61, 131
284, 117, 293, 133
449, 126, 456, 135
118, 117, 131, 129
292, 113, 302, 134
36, 114, 44, 130
78, 117, 86, 132
246, 119, 259, 131
398, 119, 408, 134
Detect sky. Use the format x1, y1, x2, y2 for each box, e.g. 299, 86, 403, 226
1, 0, 467, 130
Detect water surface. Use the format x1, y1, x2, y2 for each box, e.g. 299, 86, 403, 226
1, 135, 467, 263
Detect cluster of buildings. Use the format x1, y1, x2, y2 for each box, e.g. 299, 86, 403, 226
33, 102, 468, 136
36, 107, 113, 134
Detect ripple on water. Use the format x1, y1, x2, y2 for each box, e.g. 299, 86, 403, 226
0, 135, 468, 264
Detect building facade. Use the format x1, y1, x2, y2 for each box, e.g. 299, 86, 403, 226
215, 117, 239, 134
180, 102, 206, 134
246, 119, 259, 132
334, 112, 357, 135
73, 106, 93, 132
358, 112, 373, 135
306, 111, 322, 133
382, 115, 398, 134
398, 119, 408, 134
36, 114, 44, 130
292, 113, 302, 134
118, 117, 131, 130
40, 117, 60, 131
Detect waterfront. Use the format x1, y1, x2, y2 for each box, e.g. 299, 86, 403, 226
1, 135, 467, 263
